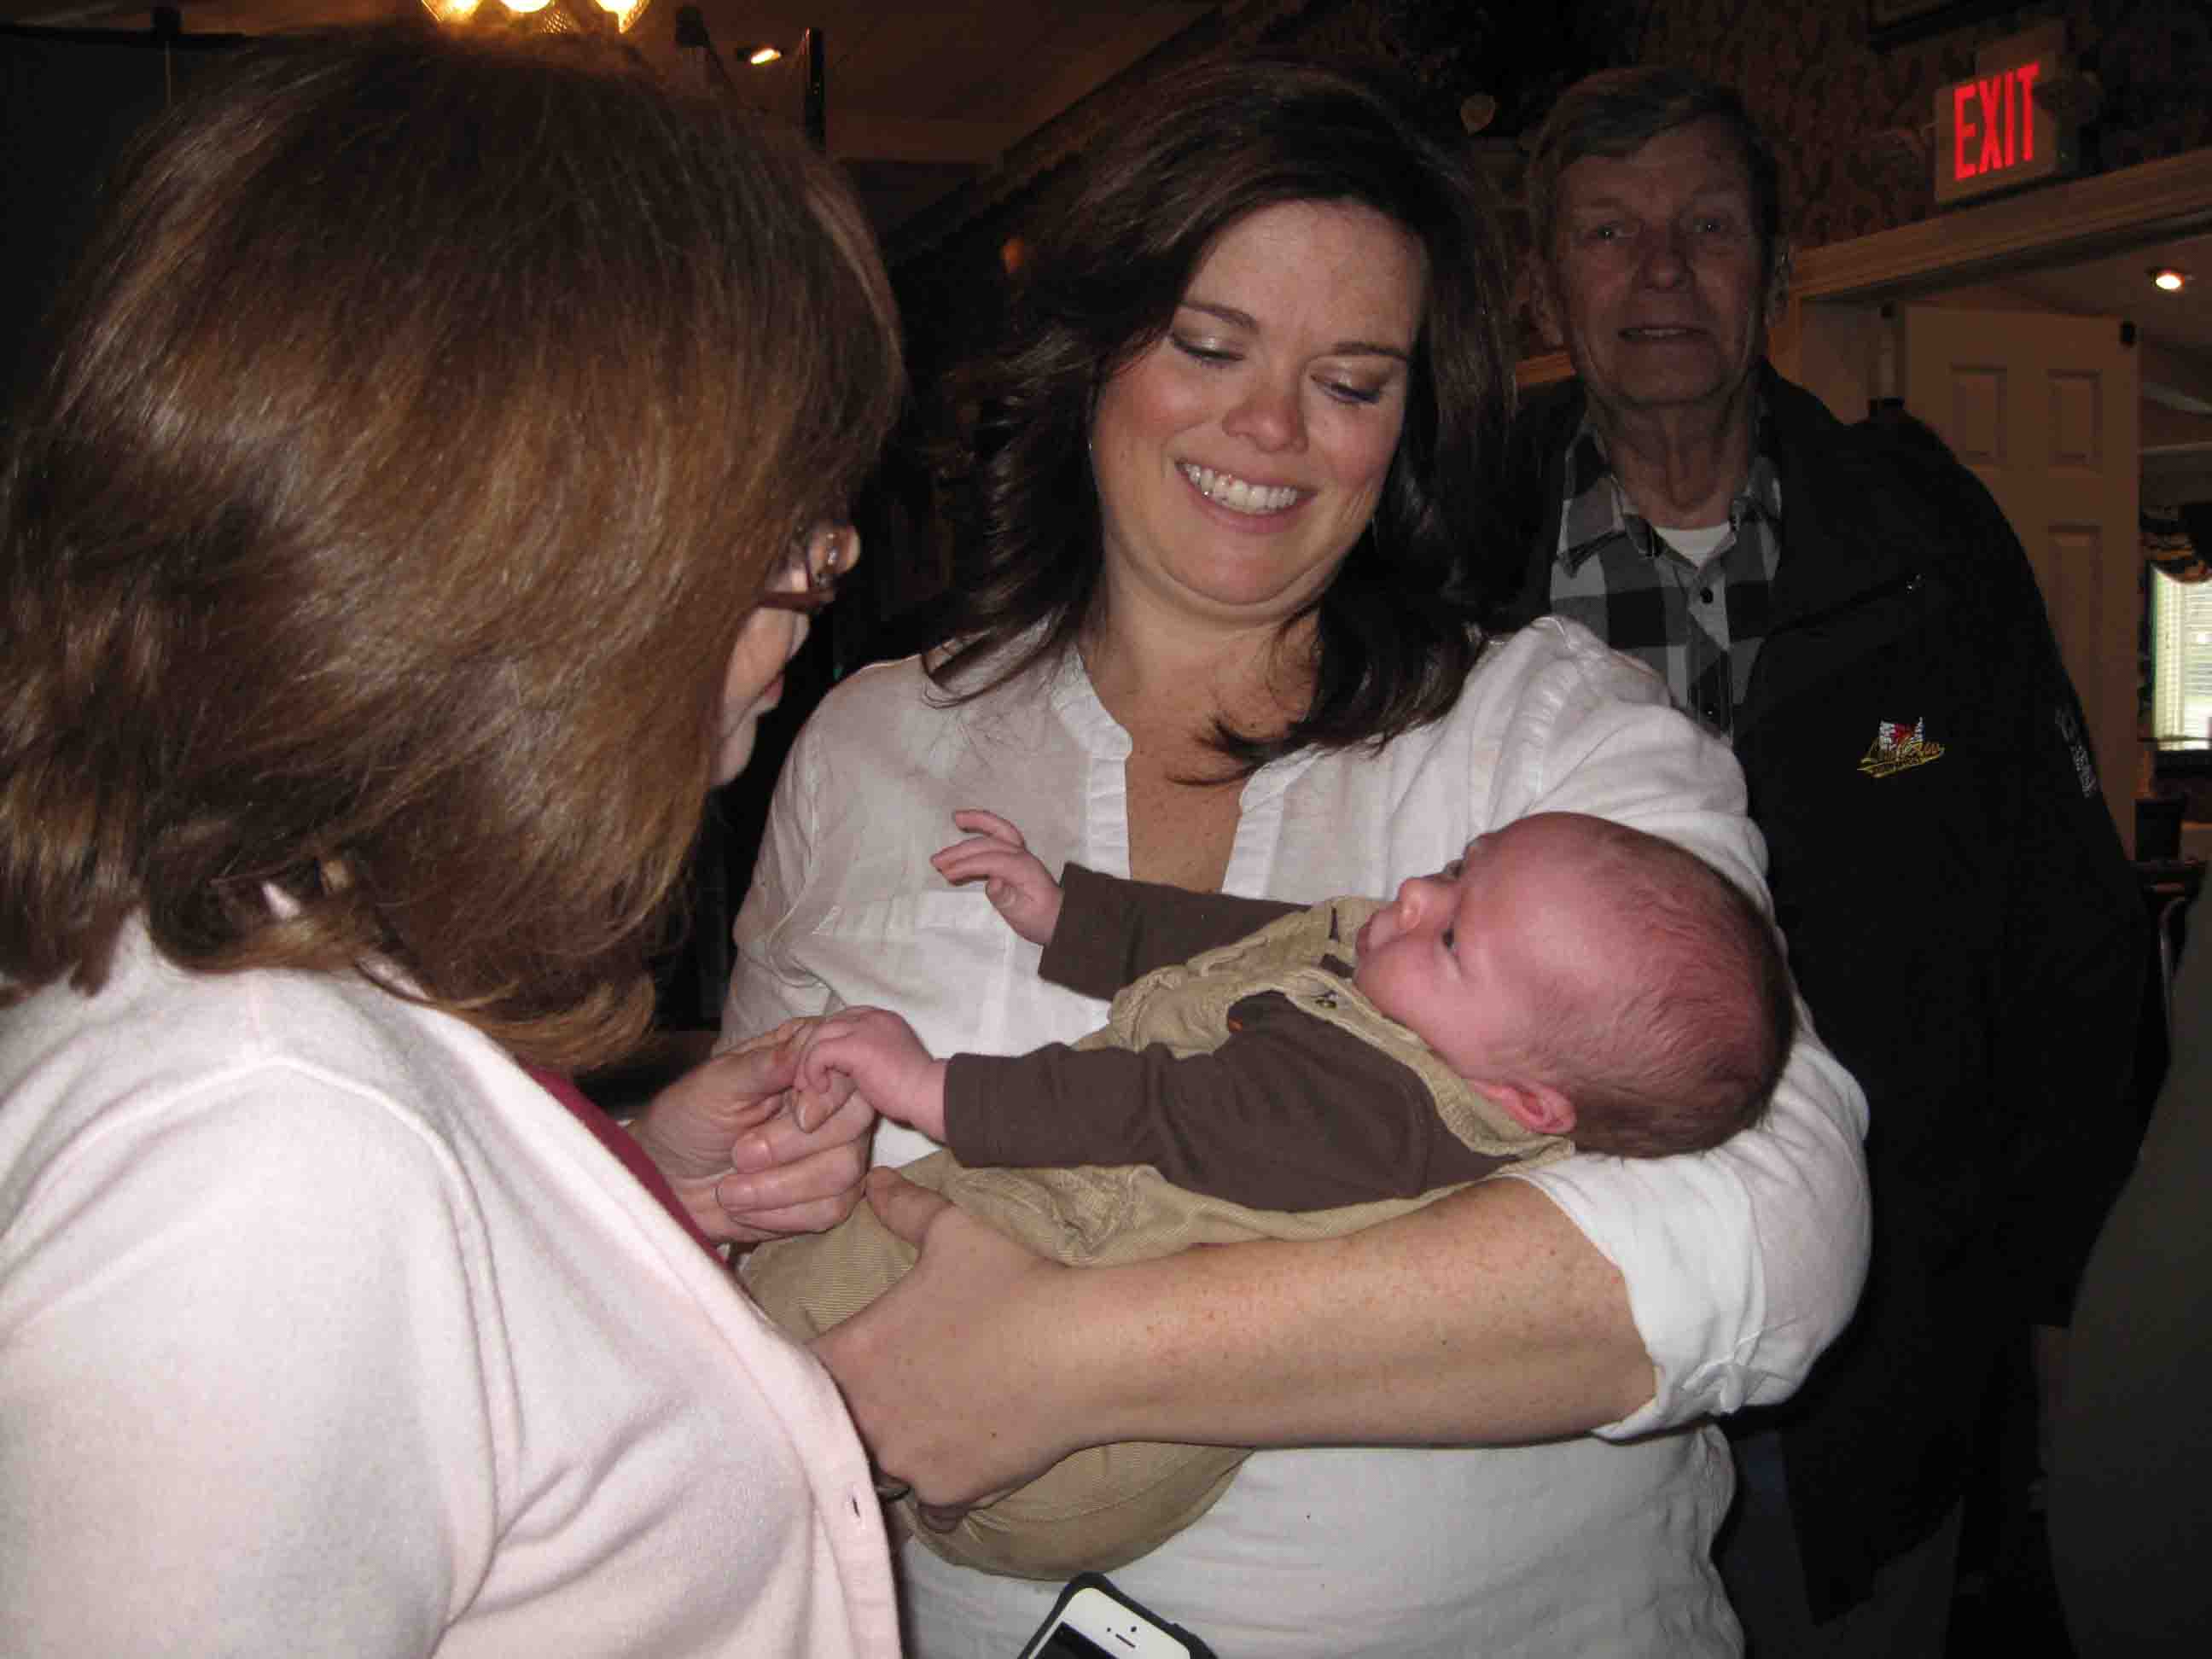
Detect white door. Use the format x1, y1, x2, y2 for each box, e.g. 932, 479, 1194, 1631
1901, 304, 2140, 853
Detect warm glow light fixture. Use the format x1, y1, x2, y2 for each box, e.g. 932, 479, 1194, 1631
2151, 267, 2191, 294
421, 0, 650, 36
748, 45, 783, 65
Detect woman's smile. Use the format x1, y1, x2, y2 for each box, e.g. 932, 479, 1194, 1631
1179, 462, 1305, 516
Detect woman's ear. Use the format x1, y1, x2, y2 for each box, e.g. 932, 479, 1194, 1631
1478, 1078, 1577, 1138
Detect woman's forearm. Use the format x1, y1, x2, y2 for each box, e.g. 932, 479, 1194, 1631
817, 1173, 1652, 1507
1074, 1179, 1653, 1447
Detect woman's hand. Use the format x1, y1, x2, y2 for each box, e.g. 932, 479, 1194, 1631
812, 1168, 1090, 1515
627, 1021, 877, 1245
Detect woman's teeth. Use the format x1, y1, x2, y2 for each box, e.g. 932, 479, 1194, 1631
1181, 464, 1299, 515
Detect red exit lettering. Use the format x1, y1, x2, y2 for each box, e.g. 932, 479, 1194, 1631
1953, 61, 2042, 180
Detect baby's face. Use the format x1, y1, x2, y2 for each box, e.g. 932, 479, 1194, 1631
1352, 814, 1615, 1080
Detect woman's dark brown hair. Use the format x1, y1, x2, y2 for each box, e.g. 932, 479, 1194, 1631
0, 27, 903, 1068
929, 55, 1516, 771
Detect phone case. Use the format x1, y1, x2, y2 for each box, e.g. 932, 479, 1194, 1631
1018, 1571, 1219, 1659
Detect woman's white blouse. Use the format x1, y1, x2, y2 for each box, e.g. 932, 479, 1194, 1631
725, 616, 1870, 1657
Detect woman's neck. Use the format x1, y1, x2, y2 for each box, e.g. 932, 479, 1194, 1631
1078, 600, 1317, 891
1078, 604, 1316, 754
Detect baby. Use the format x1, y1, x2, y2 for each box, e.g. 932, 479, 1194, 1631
800, 808, 1791, 1196
743, 808, 1794, 1579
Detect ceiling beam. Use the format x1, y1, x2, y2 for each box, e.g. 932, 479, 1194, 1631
828, 112, 1021, 170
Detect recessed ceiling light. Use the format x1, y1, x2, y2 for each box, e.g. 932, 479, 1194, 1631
748, 45, 782, 66
2150, 266, 2190, 293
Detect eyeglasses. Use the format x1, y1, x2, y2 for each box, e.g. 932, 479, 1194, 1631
755, 519, 855, 614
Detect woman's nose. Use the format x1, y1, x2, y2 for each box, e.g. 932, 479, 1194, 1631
1222, 374, 1306, 452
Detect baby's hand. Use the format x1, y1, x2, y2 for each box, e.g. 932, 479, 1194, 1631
799, 1006, 948, 1144
779, 1016, 860, 1134
930, 809, 1064, 946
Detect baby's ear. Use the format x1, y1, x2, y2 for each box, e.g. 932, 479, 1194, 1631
1478, 1079, 1577, 1138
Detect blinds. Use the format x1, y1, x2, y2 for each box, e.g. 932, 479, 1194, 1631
2149, 502, 2212, 748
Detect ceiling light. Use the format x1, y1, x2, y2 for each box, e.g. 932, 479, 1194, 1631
2151, 267, 2191, 293
749, 45, 782, 66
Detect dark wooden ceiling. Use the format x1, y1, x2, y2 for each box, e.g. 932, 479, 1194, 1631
0, 0, 1225, 245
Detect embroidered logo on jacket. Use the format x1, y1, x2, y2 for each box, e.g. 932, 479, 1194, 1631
2056, 704, 2098, 796
1858, 717, 1945, 778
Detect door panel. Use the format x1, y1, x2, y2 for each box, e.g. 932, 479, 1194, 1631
1901, 305, 2139, 852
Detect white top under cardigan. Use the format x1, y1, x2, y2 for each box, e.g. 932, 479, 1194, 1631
0, 930, 900, 1657
725, 616, 1871, 1658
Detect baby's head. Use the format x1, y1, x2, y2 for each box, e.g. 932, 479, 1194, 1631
1352, 812, 1792, 1157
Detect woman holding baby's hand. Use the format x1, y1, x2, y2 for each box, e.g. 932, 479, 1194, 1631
0, 31, 905, 1654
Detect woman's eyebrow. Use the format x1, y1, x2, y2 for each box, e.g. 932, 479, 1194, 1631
1175, 298, 1412, 360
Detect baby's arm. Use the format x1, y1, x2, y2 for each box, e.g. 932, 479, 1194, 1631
797, 1009, 950, 1143
929, 809, 1063, 945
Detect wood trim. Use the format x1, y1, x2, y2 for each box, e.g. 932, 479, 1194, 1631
1790, 146, 2212, 304
1514, 350, 1575, 390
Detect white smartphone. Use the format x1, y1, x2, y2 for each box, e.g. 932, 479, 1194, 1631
1016, 1573, 1214, 1659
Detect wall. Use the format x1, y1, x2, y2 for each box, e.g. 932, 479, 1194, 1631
0, 29, 244, 409
1634, 0, 2210, 253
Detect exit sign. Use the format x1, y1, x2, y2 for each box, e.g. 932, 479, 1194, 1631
1932, 24, 2078, 207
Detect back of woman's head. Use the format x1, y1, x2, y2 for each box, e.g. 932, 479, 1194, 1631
938, 55, 1515, 765
0, 27, 903, 1067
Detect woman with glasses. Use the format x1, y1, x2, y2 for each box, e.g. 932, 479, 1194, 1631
0, 30, 902, 1654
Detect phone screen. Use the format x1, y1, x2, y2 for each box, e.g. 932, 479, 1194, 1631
1033, 1630, 1117, 1659
1020, 1575, 1201, 1659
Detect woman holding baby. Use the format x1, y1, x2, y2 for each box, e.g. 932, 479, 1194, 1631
691, 54, 1871, 1657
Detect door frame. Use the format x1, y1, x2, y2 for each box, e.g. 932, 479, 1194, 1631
1778, 143, 2212, 415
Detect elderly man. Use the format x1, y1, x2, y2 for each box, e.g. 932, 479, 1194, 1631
1499, 65, 2147, 1658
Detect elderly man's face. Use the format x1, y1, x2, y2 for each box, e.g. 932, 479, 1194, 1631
1530, 116, 1780, 430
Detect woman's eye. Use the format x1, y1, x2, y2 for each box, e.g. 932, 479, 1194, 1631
1319, 378, 1386, 407
1171, 334, 1237, 365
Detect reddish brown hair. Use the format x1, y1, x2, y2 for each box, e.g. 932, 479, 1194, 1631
0, 28, 903, 1068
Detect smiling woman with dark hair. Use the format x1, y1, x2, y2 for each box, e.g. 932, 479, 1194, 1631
702, 51, 1869, 1658
0, 28, 904, 1654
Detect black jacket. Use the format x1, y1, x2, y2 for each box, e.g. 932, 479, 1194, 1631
1499, 368, 2148, 1618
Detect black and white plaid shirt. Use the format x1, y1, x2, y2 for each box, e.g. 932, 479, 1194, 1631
1546, 405, 1784, 742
